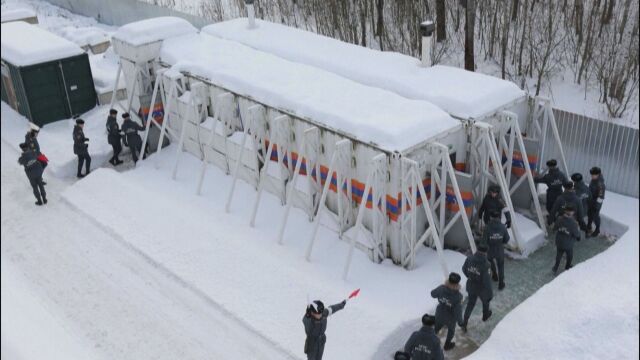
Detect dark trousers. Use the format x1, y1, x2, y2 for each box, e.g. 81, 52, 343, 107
110, 141, 122, 162
434, 321, 456, 345
463, 293, 491, 325
77, 153, 91, 175
587, 203, 602, 231
546, 190, 561, 213
29, 176, 46, 202
553, 247, 573, 270
488, 256, 505, 286
129, 143, 142, 163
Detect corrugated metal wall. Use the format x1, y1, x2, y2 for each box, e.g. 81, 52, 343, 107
542, 108, 639, 197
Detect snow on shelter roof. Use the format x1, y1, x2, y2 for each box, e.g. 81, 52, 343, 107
112, 17, 197, 46
203, 19, 527, 120
1, 8, 36, 23
1, 22, 84, 66
159, 33, 458, 152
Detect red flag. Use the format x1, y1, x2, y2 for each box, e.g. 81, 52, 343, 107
348, 288, 360, 299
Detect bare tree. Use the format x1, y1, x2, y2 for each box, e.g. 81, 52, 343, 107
436, 0, 447, 42
465, 0, 476, 71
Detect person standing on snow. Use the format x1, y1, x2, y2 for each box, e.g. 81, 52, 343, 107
430, 273, 463, 351
587, 167, 606, 237
403, 314, 444, 360
482, 210, 510, 290
73, 118, 91, 178
303, 298, 347, 360
461, 245, 493, 331
106, 108, 123, 166
25, 125, 47, 184
571, 173, 591, 223
18, 142, 47, 206
534, 159, 568, 217
549, 181, 587, 232
477, 184, 511, 228
552, 204, 581, 274
121, 113, 146, 164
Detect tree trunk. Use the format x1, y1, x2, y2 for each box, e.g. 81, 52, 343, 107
376, 0, 384, 50
465, 0, 476, 71
436, 0, 446, 42
512, 0, 519, 21
501, 3, 510, 79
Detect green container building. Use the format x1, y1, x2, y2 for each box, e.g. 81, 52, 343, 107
1, 21, 97, 126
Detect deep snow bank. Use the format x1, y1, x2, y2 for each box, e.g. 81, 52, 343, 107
467, 192, 639, 360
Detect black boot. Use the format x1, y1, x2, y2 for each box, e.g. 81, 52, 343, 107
43, 197, 48, 204
35, 200, 43, 206
482, 310, 493, 322
444, 342, 456, 351
77, 173, 85, 178
499, 282, 505, 290
590, 228, 600, 237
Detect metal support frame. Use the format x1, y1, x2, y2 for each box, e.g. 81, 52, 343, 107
276, 126, 321, 244
530, 96, 569, 175
469, 123, 524, 251
398, 157, 448, 277
109, 59, 152, 126
305, 139, 352, 261
172, 81, 208, 179
342, 153, 387, 279
249, 115, 291, 227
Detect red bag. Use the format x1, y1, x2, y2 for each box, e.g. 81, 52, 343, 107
37, 153, 48, 165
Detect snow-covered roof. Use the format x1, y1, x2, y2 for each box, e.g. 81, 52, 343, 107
111, 17, 197, 46
203, 19, 527, 120
1, 22, 84, 66
1, 8, 36, 23
160, 33, 458, 152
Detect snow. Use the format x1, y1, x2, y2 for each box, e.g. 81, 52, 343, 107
467, 192, 640, 360
1, 103, 113, 178
0, 21, 84, 66
59, 25, 109, 47
89, 48, 126, 94
203, 19, 526, 120
509, 212, 545, 257
111, 16, 197, 46
0, 8, 36, 22
60, 145, 468, 359
160, 32, 459, 152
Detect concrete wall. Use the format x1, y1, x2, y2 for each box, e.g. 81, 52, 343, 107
45, 0, 212, 28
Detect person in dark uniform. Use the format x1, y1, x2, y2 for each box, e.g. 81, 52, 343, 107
552, 204, 581, 274
120, 113, 146, 164
18, 143, 47, 205
73, 118, 91, 178
477, 184, 512, 228
549, 181, 587, 232
303, 299, 347, 360
461, 245, 493, 332
403, 314, 444, 360
587, 167, 606, 237
571, 173, 591, 223
482, 210, 510, 290
534, 159, 568, 218
394, 351, 411, 360
106, 108, 123, 166
25, 125, 47, 184
430, 273, 463, 350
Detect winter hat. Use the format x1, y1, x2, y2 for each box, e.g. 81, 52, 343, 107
546, 159, 557, 167
122, 112, 130, 119
571, 173, 583, 182
563, 181, 574, 190
590, 167, 602, 175
489, 210, 501, 219
28, 123, 40, 132
421, 313, 436, 326
488, 184, 500, 193
448, 272, 461, 284
75, 118, 85, 125
394, 351, 410, 360
109, 108, 118, 115
308, 300, 324, 315
19, 142, 28, 150
477, 244, 488, 253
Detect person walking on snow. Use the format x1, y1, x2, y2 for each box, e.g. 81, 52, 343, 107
587, 167, 606, 237
430, 272, 463, 351
106, 108, 123, 166
571, 173, 591, 223
25, 125, 47, 184
477, 184, 511, 228
461, 245, 493, 331
552, 204, 581, 274
121, 113, 146, 164
403, 314, 444, 360
482, 210, 510, 290
303, 298, 347, 360
73, 118, 91, 178
18, 142, 47, 206
534, 159, 568, 217
549, 181, 587, 232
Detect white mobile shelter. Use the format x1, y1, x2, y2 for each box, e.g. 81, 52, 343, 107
203, 19, 568, 252
111, 25, 477, 277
